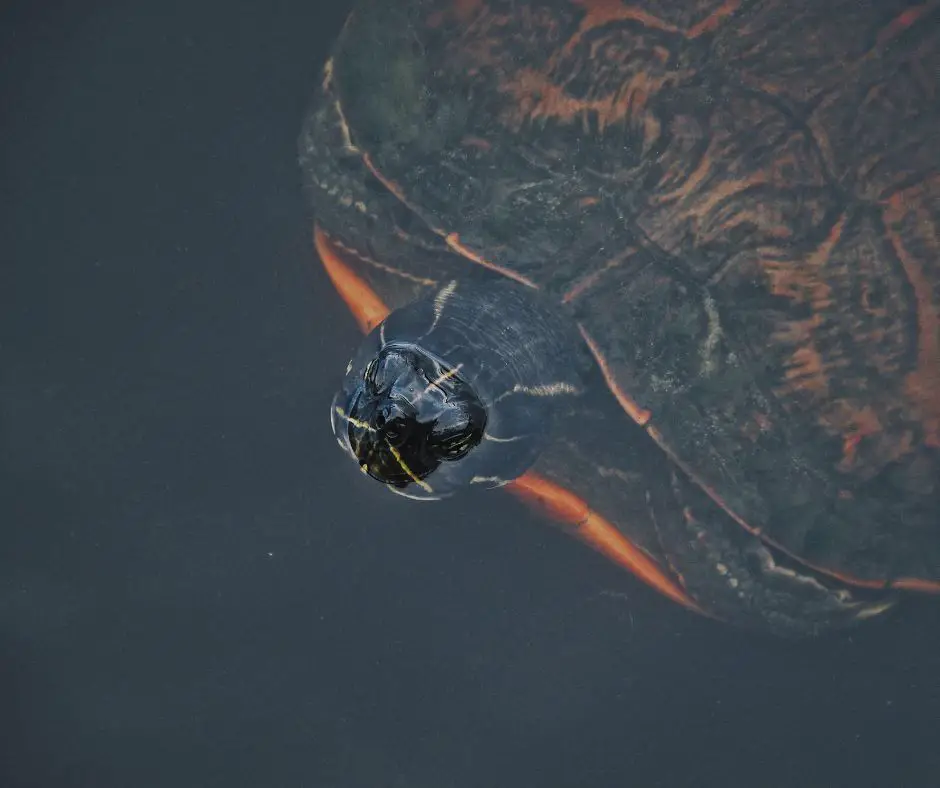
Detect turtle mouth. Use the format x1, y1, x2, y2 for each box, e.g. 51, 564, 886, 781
333, 387, 436, 489
332, 393, 435, 500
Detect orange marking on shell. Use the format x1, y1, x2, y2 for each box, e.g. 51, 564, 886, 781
314, 225, 390, 334
840, 433, 863, 470
570, 0, 739, 46
834, 405, 883, 472
561, 251, 631, 304
362, 153, 414, 209
884, 180, 940, 447
361, 153, 536, 290
876, 1, 939, 48
651, 136, 782, 236
645, 424, 758, 536
651, 141, 715, 206
460, 136, 492, 151
567, 1, 679, 56
686, 0, 741, 37
443, 233, 539, 288
498, 66, 674, 135
768, 214, 846, 399
508, 471, 701, 611
799, 566, 940, 594
578, 324, 652, 425
893, 577, 940, 593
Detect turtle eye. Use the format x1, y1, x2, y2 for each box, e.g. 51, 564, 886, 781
430, 409, 480, 461
363, 359, 379, 392
365, 356, 393, 393
436, 433, 475, 461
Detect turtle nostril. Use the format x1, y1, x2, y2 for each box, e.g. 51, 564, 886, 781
375, 403, 406, 436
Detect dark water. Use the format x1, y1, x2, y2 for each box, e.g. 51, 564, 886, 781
2, 1, 938, 786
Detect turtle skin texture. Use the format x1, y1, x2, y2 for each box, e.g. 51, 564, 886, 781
300, 0, 940, 636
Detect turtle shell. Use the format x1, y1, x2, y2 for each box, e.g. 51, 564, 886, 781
301, 0, 940, 634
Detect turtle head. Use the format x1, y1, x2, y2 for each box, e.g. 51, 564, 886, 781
332, 341, 487, 496
331, 281, 585, 500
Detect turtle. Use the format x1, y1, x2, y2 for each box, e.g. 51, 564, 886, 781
298, 0, 940, 637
